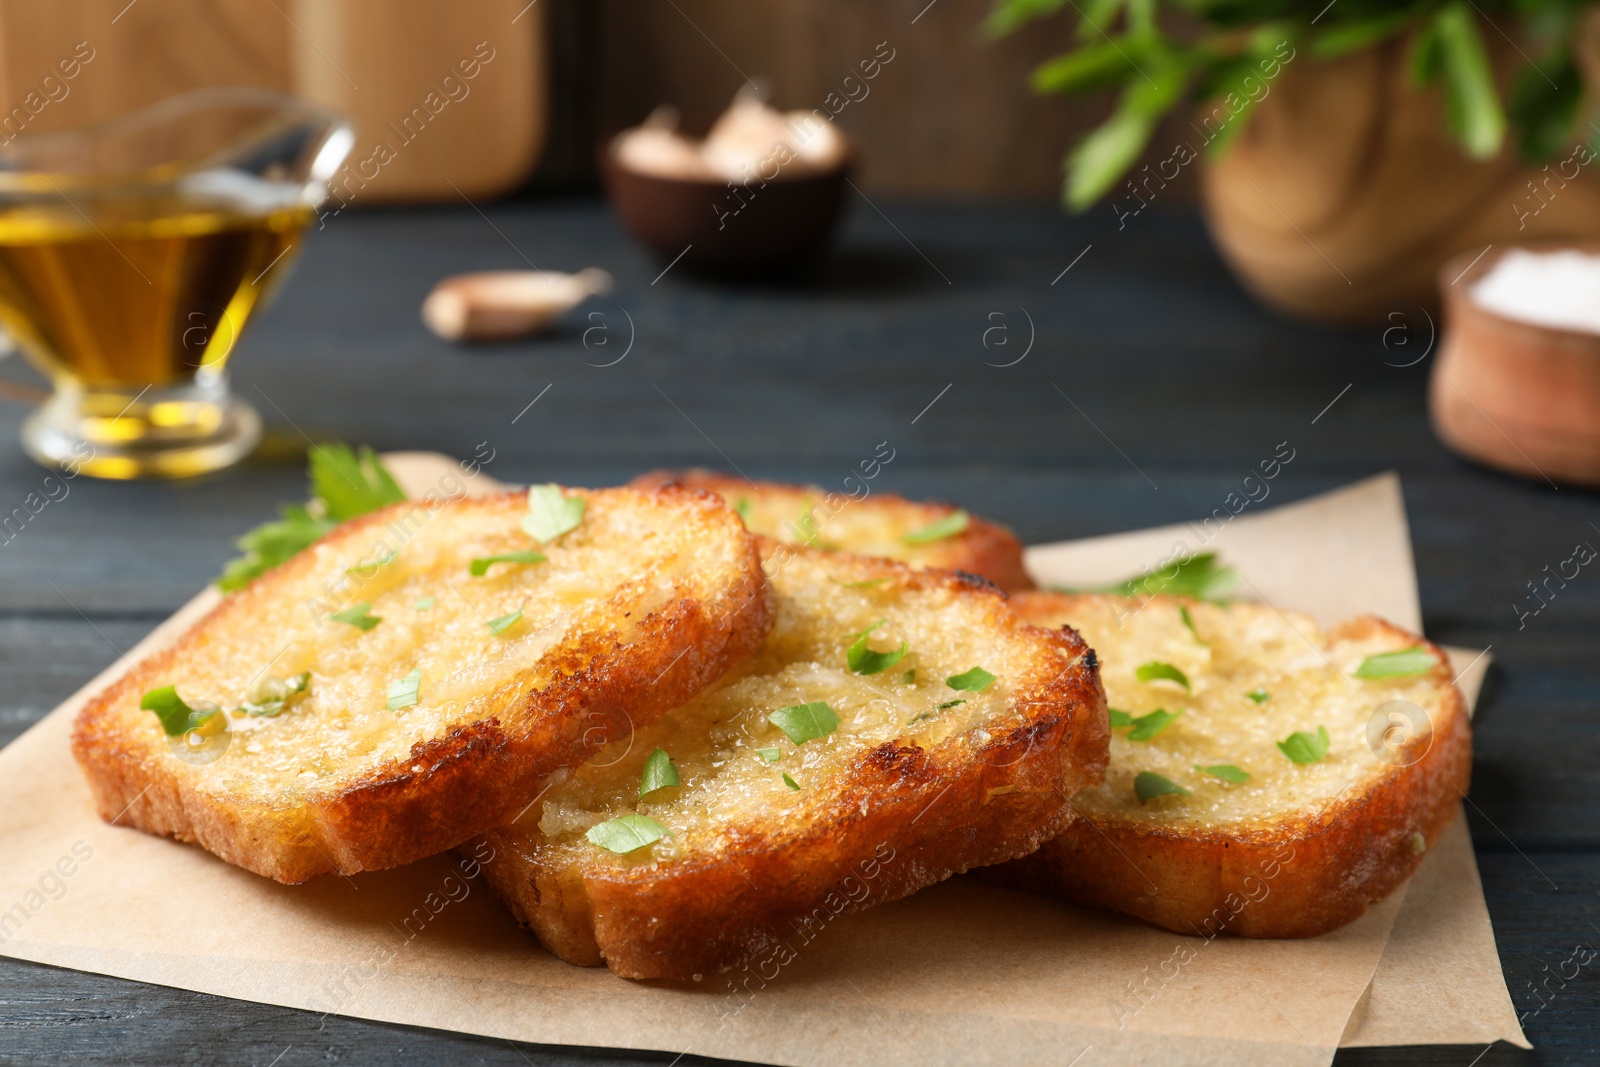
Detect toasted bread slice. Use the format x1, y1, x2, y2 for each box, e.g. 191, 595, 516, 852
990, 592, 1471, 938
475, 542, 1106, 979
72, 486, 771, 883
630, 468, 1033, 591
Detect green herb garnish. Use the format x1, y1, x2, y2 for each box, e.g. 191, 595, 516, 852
901, 510, 969, 544
795, 505, 824, 547
756, 747, 782, 763
1127, 708, 1179, 742
733, 497, 752, 522
1108, 708, 1133, 728
1179, 605, 1206, 643
313, 443, 406, 520
386, 668, 421, 711
946, 666, 996, 692
902, 669, 916, 684
639, 748, 680, 797
1354, 647, 1437, 680
522, 484, 585, 543
937, 699, 967, 710
586, 814, 671, 854
782, 772, 801, 791
487, 606, 525, 635
847, 622, 908, 675
834, 577, 890, 590
1067, 552, 1237, 602
216, 504, 335, 593
768, 701, 840, 745
413, 596, 437, 611
216, 444, 403, 592
469, 550, 546, 577
1134, 771, 1190, 803
139, 686, 219, 737
1246, 688, 1270, 704
1278, 725, 1331, 765
244, 671, 311, 718
1136, 660, 1190, 691
328, 602, 381, 631
1196, 763, 1250, 784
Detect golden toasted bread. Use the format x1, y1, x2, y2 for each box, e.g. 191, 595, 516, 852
475, 542, 1106, 979
630, 468, 1033, 591
72, 486, 771, 883
990, 592, 1471, 938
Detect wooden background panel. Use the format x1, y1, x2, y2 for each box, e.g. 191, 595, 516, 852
0, 0, 545, 201
597, 0, 1198, 201
0, 0, 289, 134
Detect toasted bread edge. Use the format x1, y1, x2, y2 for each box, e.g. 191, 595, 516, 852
986, 611, 1473, 938
477, 550, 1108, 979
71, 486, 774, 883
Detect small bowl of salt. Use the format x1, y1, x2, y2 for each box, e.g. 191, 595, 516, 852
1432, 242, 1600, 485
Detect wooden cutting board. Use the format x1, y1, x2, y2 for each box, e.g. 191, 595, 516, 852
0, 0, 545, 200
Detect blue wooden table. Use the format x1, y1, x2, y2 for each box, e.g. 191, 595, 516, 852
0, 196, 1590, 1065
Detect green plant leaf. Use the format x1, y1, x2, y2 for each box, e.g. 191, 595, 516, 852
1128, 707, 1179, 741
386, 668, 421, 711
586, 814, 671, 854
1195, 763, 1250, 783
216, 444, 400, 591
782, 772, 802, 791
469, 550, 547, 577
1312, 10, 1417, 60
487, 606, 525, 635
1068, 44, 1187, 202
522, 484, 585, 544
639, 747, 680, 797
946, 666, 997, 692
216, 503, 336, 592
1067, 551, 1237, 602
1508, 49, 1582, 161
847, 623, 909, 675
984, 0, 1072, 39
756, 747, 781, 763
1136, 660, 1190, 691
1246, 687, 1270, 704
1134, 770, 1190, 802
1108, 707, 1134, 728
139, 685, 218, 737
311, 443, 405, 522
1431, 2, 1507, 159
1032, 41, 1142, 95
768, 701, 841, 745
1277, 724, 1331, 764
902, 510, 969, 544
327, 602, 381, 631
1355, 646, 1438, 679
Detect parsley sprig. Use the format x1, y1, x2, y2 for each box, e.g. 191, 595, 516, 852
216, 444, 405, 592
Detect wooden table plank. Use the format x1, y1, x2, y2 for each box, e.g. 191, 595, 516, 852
0, 199, 1592, 1065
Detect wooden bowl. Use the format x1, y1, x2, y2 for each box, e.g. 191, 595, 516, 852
1430, 241, 1600, 486
600, 138, 851, 276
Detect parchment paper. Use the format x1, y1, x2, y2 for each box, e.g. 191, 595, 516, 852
0, 460, 1526, 1064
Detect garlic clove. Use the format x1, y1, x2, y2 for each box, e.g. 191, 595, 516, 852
614, 126, 718, 181
422, 268, 612, 343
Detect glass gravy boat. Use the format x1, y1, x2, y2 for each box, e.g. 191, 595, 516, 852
0, 88, 352, 479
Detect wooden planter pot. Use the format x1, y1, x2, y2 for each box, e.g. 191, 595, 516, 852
1201, 31, 1600, 325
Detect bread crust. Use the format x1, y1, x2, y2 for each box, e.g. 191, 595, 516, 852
71, 486, 773, 883
990, 594, 1472, 938
476, 548, 1106, 979
630, 468, 1034, 591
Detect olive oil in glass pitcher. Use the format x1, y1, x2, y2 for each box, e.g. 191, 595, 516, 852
0, 89, 351, 478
